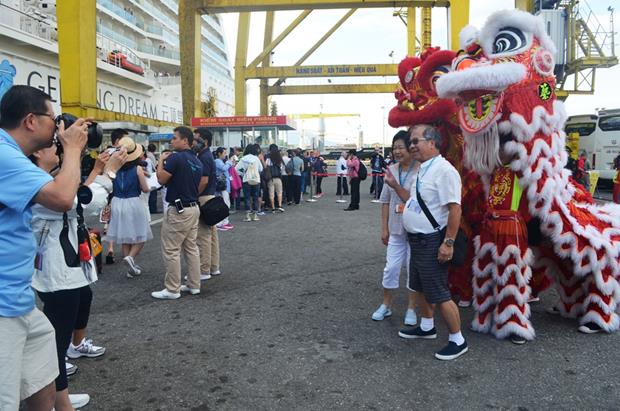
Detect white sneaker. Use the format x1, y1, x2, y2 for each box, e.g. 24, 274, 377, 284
185, 273, 211, 281
69, 393, 90, 409
123, 256, 141, 277
151, 289, 181, 300
458, 299, 472, 308
211, 270, 221, 276
404, 309, 417, 326
67, 338, 106, 359
371, 304, 392, 321
66, 361, 78, 376
180, 285, 200, 295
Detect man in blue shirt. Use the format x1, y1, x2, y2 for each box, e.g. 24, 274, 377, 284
0, 85, 89, 409
152, 126, 208, 300
194, 128, 221, 281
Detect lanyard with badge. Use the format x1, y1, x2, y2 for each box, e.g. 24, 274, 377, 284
395, 163, 414, 214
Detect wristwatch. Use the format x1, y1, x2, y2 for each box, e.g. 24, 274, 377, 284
443, 238, 455, 247
106, 170, 117, 180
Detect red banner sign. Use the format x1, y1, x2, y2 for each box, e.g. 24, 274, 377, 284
191, 115, 289, 127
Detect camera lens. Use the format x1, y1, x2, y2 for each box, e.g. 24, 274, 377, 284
55, 113, 103, 153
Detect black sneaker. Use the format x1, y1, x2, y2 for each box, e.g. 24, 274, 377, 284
435, 340, 468, 361
105, 253, 114, 265
398, 326, 437, 340
510, 334, 527, 345
578, 322, 602, 334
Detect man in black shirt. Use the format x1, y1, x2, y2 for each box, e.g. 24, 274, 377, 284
151, 126, 207, 300
194, 128, 221, 280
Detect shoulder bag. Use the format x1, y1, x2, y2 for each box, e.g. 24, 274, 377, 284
415, 183, 467, 266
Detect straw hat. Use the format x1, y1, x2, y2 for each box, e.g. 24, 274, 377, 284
116, 136, 143, 162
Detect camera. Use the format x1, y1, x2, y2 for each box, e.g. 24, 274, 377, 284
55, 113, 103, 154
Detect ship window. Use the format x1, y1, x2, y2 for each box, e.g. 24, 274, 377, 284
565, 122, 596, 136
599, 115, 620, 132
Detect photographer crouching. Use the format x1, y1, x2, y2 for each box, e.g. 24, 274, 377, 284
0, 85, 93, 410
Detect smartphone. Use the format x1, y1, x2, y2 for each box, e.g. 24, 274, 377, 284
174, 199, 184, 214
106, 147, 119, 155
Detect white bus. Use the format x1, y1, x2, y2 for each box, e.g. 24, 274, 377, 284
565, 108, 620, 186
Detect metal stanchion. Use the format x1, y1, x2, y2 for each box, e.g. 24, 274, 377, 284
306, 172, 318, 202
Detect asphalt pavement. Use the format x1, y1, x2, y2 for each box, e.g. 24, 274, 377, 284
68, 175, 620, 410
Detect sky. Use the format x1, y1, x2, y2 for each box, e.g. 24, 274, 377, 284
219, 0, 619, 147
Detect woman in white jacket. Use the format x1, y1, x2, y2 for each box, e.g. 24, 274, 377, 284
30, 146, 127, 411
235, 143, 263, 221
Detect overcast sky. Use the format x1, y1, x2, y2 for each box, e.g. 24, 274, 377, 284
220, 1, 619, 146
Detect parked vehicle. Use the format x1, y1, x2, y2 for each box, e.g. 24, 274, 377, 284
565, 108, 620, 187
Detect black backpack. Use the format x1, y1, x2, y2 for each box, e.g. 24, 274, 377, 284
358, 162, 368, 181
269, 163, 282, 179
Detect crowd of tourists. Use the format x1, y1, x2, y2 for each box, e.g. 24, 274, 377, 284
0, 84, 390, 410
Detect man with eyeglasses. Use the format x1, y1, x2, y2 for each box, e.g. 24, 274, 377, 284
388, 124, 467, 361
0, 85, 90, 409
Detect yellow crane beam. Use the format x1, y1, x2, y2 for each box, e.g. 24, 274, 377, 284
247, 10, 312, 69
247, 64, 397, 79
179, 0, 202, 123
273, 9, 357, 87
259, 11, 275, 115
234, 12, 251, 116
290, 113, 360, 119
57, 0, 179, 127
268, 84, 395, 95
195, 0, 449, 13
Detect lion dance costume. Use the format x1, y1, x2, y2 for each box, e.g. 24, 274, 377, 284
437, 10, 620, 338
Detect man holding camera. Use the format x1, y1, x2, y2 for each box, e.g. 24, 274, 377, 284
0, 85, 89, 410
151, 126, 208, 300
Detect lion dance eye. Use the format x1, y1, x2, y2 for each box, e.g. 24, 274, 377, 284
430, 65, 450, 90
493, 27, 526, 54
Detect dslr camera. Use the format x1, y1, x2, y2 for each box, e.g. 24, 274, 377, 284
55, 113, 103, 154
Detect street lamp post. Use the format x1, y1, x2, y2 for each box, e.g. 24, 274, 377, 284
381, 106, 386, 156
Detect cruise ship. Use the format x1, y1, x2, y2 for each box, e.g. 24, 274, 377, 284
0, 0, 235, 142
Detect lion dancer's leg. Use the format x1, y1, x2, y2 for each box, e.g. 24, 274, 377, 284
490, 212, 535, 341
579, 265, 620, 333
530, 244, 584, 316
471, 232, 495, 333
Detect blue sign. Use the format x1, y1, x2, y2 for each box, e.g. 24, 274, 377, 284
0, 59, 17, 102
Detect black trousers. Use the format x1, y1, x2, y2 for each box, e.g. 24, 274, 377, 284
315, 176, 323, 194
148, 190, 158, 213
288, 175, 302, 204
281, 175, 290, 202
349, 178, 360, 209
38, 285, 93, 391
336, 176, 349, 195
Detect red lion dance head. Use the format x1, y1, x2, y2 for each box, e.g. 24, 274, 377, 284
388, 47, 461, 164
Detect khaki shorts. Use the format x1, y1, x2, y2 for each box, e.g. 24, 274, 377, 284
0, 308, 58, 408
268, 177, 283, 198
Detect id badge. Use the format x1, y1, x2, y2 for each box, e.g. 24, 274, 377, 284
395, 203, 405, 214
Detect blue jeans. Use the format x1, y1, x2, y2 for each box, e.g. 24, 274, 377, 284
301, 171, 308, 193
242, 183, 260, 212
372, 175, 384, 198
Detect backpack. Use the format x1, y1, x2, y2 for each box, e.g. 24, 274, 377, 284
215, 173, 228, 192
269, 163, 282, 179
229, 166, 242, 192
285, 158, 295, 175
243, 161, 260, 185
358, 161, 368, 181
